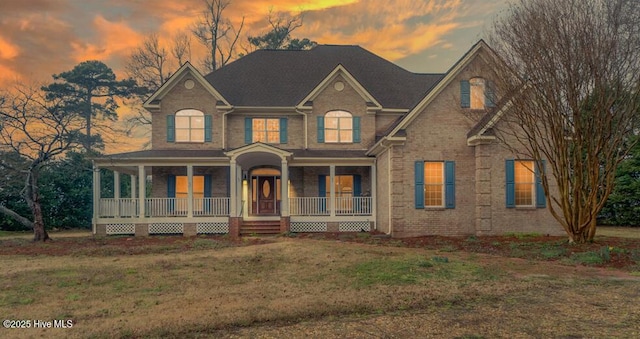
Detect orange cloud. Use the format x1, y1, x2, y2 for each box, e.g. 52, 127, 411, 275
72, 15, 144, 63
298, 0, 473, 61
0, 36, 20, 60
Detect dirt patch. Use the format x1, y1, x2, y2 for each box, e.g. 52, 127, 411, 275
2, 231, 639, 272
0, 234, 270, 256
294, 232, 640, 272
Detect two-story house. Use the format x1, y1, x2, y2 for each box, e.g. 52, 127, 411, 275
92, 40, 561, 237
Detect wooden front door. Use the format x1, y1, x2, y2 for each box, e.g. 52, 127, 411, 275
255, 176, 279, 215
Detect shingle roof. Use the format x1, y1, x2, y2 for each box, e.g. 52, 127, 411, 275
205, 45, 444, 109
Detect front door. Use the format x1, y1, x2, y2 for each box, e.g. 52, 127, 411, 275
258, 176, 276, 214
251, 175, 281, 215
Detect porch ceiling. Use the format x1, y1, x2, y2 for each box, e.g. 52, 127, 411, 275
235, 151, 282, 169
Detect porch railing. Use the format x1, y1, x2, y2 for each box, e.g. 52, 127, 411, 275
99, 198, 138, 218
193, 197, 230, 216
289, 197, 329, 216
289, 197, 371, 216
145, 198, 188, 217
98, 198, 230, 218
335, 196, 372, 215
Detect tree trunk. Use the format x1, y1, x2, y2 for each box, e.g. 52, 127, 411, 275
32, 203, 50, 242
26, 167, 50, 242
0, 205, 34, 229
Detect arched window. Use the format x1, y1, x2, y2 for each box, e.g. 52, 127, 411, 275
175, 109, 204, 142
324, 110, 353, 143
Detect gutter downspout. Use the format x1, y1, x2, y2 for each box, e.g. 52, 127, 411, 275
295, 109, 308, 149
387, 146, 392, 236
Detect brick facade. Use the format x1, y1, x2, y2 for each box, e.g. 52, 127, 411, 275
95, 42, 564, 238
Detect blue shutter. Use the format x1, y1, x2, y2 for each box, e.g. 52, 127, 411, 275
204, 174, 212, 214
280, 117, 288, 144
353, 116, 361, 143
166, 115, 175, 142
460, 80, 470, 108
167, 174, 176, 213
415, 161, 425, 209
486, 81, 496, 108
353, 175, 362, 196
506, 160, 515, 208
535, 160, 546, 208
318, 175, 326, 197
204, 175, 212, 198
353, 174, 362, 213
244, 117, 252, 144
317, 116, 325, 143
445, 161, 455, 209
204, 115, 212, 142
318, 175, 327, 212
167, 175, 176, 198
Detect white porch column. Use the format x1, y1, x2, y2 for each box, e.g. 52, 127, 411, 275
114, 171, 121, 200
230, 160, 237, 217
138, 165, 146, 218
329, 165, 335, 217
113, 171, 121, 218
371, 163, 377, 222
187, 165, 193, 218
130, 174, 137, 199
281, 159, 289, 217
92, 163, 100, 234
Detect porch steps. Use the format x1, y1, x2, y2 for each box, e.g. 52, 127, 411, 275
240, 220, 281, 235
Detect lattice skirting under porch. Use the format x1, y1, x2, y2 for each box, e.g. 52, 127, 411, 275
339, 221, 371, 232
106, 223, 136, 235
291, 222, 327, 232
196, 222, 229, 234
149, 223, 184, 234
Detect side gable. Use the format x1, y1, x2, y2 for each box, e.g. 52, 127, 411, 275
296, 64, 382, 111
143, 62, 231, 112
367, 40, 502, 155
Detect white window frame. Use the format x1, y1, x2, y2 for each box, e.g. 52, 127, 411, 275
324, 110, 353, 143
175, 109, 205, 142
424, 161, 445, 208
252, 118, 280, 143
514, 160, 536, 207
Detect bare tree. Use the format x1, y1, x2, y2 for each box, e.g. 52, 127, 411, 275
172, 31, 192, 66
125, 32, 192, 131
126, 34, 169, 94
192, 0, 245, 72
247, 9, 303, 50
488, 0, 640, 243
0, 83, 82, 241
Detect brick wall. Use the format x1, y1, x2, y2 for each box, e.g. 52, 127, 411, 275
309, 75, 373, 150
386, 49, 561, 237
152, 72, 222, 150
375, 147, 391, 233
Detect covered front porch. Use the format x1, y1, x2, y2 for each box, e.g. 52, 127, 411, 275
92, 145, 376, 236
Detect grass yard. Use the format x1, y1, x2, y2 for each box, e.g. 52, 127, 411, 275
0, 231, 639, 338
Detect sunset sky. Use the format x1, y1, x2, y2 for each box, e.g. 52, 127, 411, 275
0, 0, 509, 151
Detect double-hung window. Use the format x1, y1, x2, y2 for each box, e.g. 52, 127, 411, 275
252, 118, 280, 143
244, 117, 288, 144
166, 109, 212, 143
317, 110, 361, 143
505, 159, 546, 208
325, 111, 353, 143
414, 161, 456, 209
